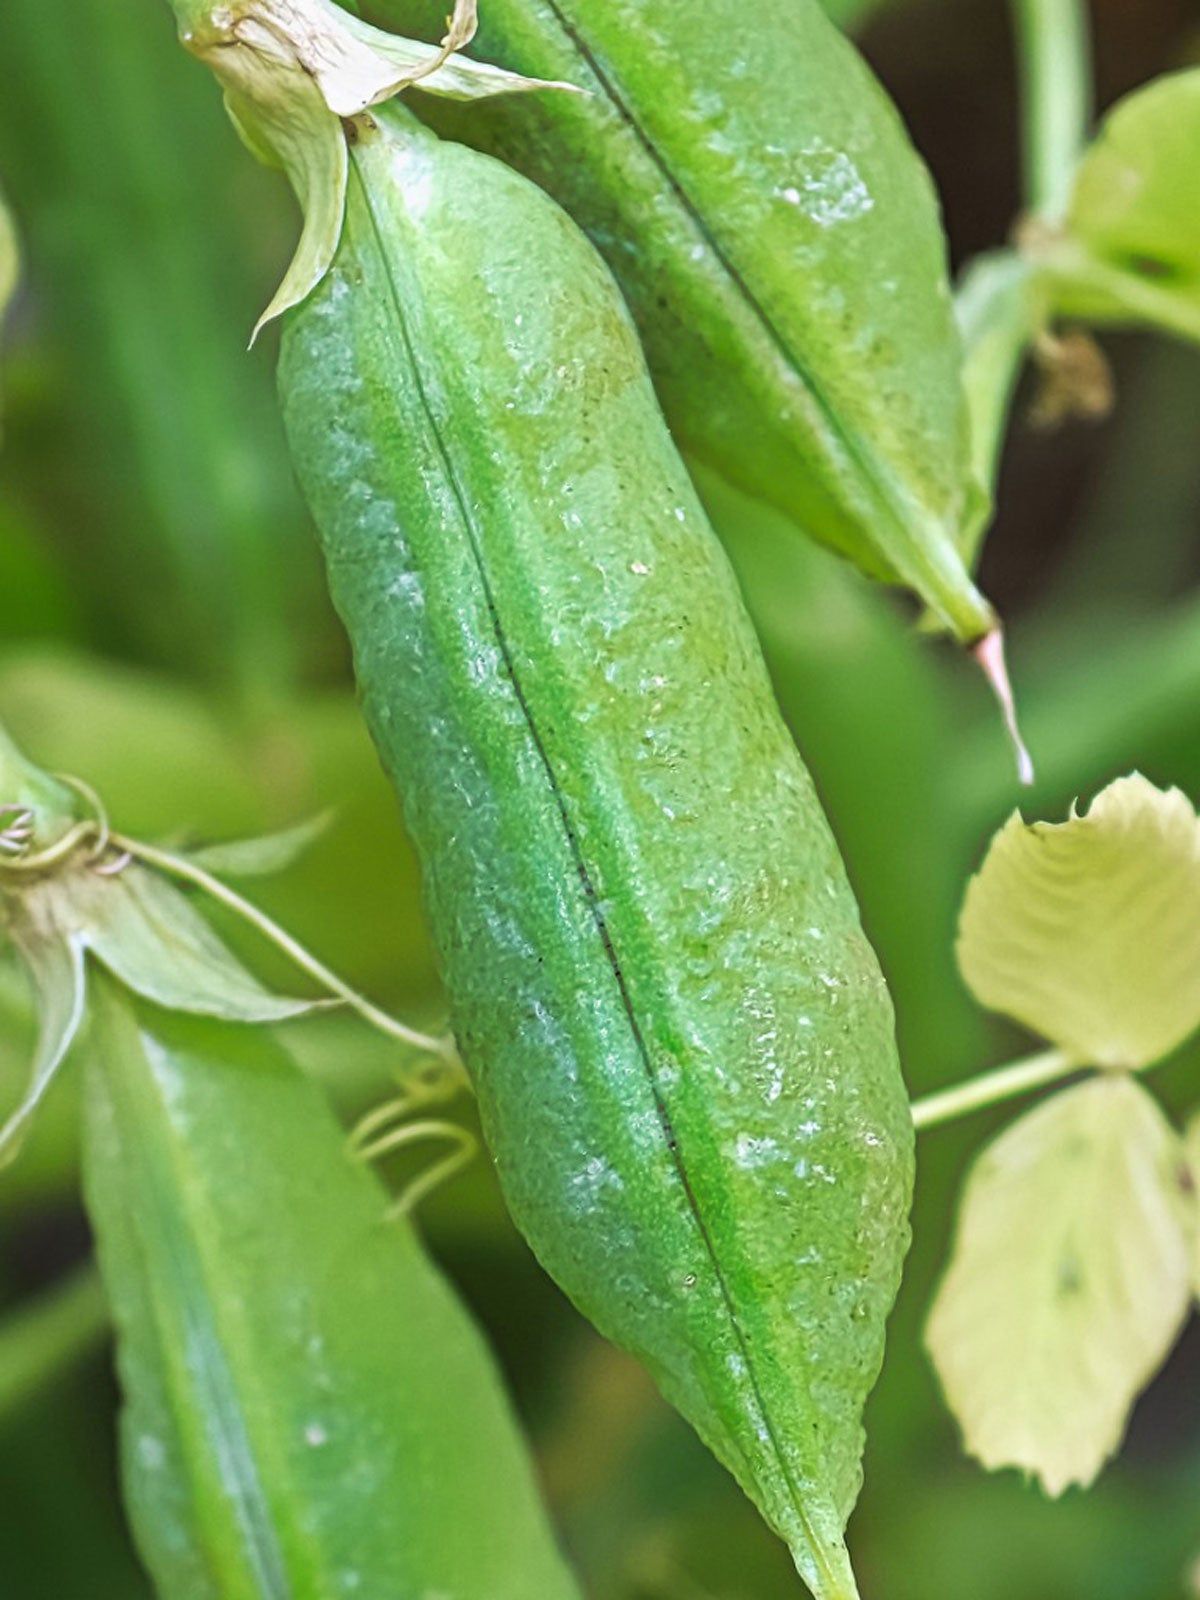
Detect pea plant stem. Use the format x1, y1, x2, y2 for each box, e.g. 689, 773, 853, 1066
911, 1047, 1079, 1131
1011, 0, 1093, 219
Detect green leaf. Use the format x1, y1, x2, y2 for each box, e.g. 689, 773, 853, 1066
1050, 69, 1200, 345
1069, 69, 1200, 276
927, 1075, 1196, 1495
184, 811, 333, 877
82, 978, 582, 1600
957, 774, 1200, 1067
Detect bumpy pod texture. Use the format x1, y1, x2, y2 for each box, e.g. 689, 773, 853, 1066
367, 0, 994, 640
279, 107, 913, 1598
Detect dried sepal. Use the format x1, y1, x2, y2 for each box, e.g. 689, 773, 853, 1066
0, 896, 87, 1168
0, 859, 320, 1165
183, 810, 332, 877
181, 0, 573, 333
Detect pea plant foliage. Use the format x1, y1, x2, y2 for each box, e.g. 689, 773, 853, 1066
927, 776, 1200, 1495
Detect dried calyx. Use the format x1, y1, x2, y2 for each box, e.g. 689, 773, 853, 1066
0, 721, 460, 1169
164, 0, 574, 337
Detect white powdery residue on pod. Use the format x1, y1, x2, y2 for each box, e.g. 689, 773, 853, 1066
465, 639, 504, 689
136, 1434, 167, 1471
626, 1107, 665, 1148
732, 1132, 782, 1170
304, 1421, 329, 1448
568, 1154, 625, 1213
777, 141, 875, 229
384, 569, 424, 608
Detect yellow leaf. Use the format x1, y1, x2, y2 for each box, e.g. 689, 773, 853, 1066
927, 1076, 1195, 1495
957, 774, 1200, 1067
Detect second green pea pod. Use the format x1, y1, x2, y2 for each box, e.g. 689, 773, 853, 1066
367, 0, 996, 642
275, 88, 913, 1600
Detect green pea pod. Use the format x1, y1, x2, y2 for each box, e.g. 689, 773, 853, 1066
278, 102, 912, 1599
368, 0, 995, 642
82, 976, 581, 1600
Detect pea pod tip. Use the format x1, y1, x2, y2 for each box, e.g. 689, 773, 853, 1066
974, 627, 1035, 787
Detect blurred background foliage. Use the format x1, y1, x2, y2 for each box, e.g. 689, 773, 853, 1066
0, 0, 1198, 1595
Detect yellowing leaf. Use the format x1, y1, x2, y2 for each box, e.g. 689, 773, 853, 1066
957, 774, 1200, 1068
927, 1076, 1195, 1495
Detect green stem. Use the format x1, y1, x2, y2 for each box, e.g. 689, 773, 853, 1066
0, 1263, 108, 1419
911, 1048, 1079, 1131
1011, 0, 1093, 219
